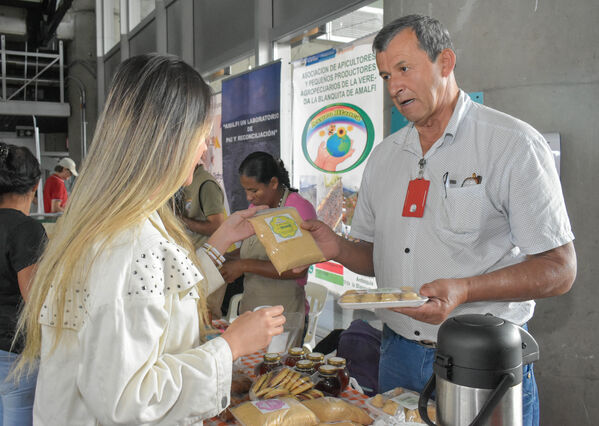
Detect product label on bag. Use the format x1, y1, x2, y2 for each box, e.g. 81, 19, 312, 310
252, 399, 290, 413
267, 214, 302, 242
393, 392, 420, 410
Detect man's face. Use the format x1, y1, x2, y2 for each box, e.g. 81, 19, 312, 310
376, 29, 445, 126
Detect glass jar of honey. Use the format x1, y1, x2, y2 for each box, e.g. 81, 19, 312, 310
314, 364, 342, 397
294, 359, 315, 376
306, 352, 324, 370
327, 356, 350, 390
255, 352, 282, 376
283, 347, 305, 368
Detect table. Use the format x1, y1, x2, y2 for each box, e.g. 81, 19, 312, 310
205, 321, 368, 425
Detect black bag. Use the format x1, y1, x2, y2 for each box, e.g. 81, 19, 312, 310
336, 319, 382, 396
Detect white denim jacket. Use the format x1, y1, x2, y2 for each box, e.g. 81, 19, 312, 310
34, 212, 231, 425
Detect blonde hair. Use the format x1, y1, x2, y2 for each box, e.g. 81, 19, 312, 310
13, 54, 213, 376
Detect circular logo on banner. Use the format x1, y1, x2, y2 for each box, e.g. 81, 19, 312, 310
302, 103, 375, 174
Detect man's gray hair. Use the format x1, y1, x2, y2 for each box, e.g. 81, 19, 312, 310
373, 14, 454, 62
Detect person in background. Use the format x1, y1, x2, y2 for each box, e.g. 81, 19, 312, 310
12, 54, 285, 425
178, 164, 227, 318
220, 152, 317, 348
179, 164, 226, 249
301, 15, 576, 426
0, 142, 47, 426
42, 157, 78, 213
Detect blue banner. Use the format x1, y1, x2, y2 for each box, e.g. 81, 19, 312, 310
221, 61, 281, 213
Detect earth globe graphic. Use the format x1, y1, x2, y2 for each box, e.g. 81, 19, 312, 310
326, 127, 351, 157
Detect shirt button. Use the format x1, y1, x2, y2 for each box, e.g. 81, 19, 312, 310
221, 396, 228, 408
404, 248, 410, 253
414, 330, 420, 336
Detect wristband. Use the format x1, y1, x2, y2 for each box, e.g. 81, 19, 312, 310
202, 242, 225, 269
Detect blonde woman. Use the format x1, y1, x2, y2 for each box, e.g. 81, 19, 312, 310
13, 54, 285, 425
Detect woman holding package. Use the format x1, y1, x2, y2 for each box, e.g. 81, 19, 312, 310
13, 54, 285, 425
220, 152, 317, 347
0, 143, 46, 425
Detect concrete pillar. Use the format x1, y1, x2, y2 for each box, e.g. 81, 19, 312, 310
66, 0, 98, 165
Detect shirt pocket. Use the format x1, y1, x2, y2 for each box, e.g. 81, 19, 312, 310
436, 184, 485, 241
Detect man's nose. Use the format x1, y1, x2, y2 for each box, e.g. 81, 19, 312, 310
388, 76, 404, 97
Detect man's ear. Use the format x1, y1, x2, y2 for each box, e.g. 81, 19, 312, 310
439, 48, 456, 77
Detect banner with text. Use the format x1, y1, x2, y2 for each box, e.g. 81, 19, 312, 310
292, 37, 383, 293
222, 61, 281, 213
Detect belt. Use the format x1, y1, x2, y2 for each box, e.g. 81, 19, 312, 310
415, 339, 437, 348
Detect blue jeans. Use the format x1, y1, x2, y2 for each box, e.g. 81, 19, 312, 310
378, 324, 539, 426
0, 350, 37, 426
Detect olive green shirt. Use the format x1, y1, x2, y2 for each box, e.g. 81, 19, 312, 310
181, 165, 225, 248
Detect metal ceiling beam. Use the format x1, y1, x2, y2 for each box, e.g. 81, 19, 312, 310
38, 0, 72, 46
0, 100, 69, 116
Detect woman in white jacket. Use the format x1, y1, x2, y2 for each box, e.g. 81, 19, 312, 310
12, 54, 285, 425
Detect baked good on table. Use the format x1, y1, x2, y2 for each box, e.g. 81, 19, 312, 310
382, 399, 400, 415
370, 393, 384, 408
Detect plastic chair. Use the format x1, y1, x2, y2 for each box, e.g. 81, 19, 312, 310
226, 293, 243, 323
303, 282, 329, 352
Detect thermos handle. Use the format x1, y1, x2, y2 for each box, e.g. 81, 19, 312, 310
417, 373, 514, 426
469, 373, 514, 426
518, 326, 540, 365
418, 374, 437, 426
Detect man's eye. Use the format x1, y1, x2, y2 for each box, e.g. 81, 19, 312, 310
381, 74, 390, 80
400, 66, 409, 72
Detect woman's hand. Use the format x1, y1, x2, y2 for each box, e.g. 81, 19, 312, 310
220, 260, 245, 283
208, 205, 267, 254
221, 305, 286, 360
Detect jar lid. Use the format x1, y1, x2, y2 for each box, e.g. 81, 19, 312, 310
296, 359, 314, 370
307, 352, 324, 361
264, 352, 281, 362
318, 365, 338, 376
288, 347, 305, 356
328, 356, 346, 367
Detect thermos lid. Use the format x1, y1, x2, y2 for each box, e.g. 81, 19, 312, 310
434, 314, 538, 389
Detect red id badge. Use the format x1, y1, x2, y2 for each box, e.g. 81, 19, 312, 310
402, 178, 430, 217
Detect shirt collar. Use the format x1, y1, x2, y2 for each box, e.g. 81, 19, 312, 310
443, 89, 472, 143
398, 89, 473, 153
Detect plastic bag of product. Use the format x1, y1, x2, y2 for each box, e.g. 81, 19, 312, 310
366, 387, 436, 424
302, 397, 373, 425
231, 397, 319, 426
248, 207, 325, 274
218, 371, 253, 422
